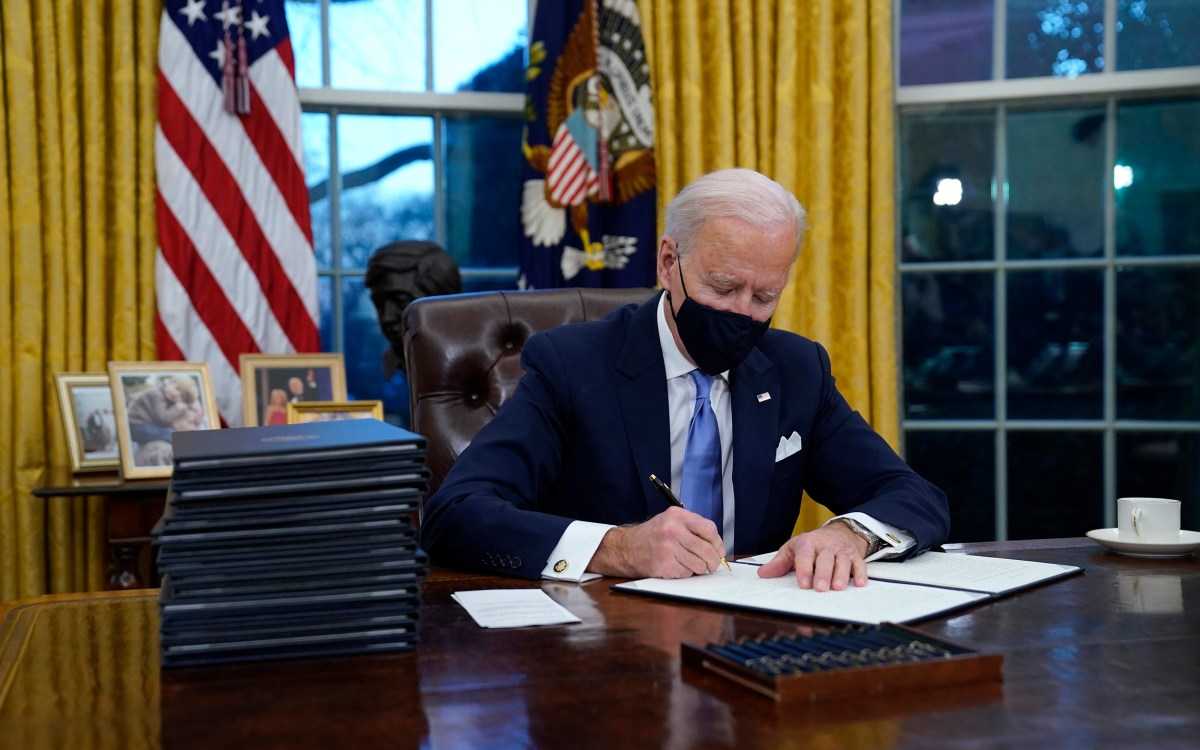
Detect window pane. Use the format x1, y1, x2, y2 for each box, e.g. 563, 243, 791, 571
1117, 0, 1200, 71
443, 116, 523, 270
899, 0, 994, 85
337, 115, 435, 270
906, 431, 996, 543
1117, 267, 1200, 421
303, 112, 332, 268
433, 0, 526, 92
286, 0, 323, 88
1008, 431, 1104, 539
1115, 99, 1200, 257
903, 272, 995, 419
1118, 432, 1200, 531
462, 272, 520, 293
1006, 108, 1105, 260
1006, 0, 1105, 79
342, 277, 410, 425
900, 111, 996, 262
1007, 269, 1103, 419
317, 275, 334, 351
329, 0, 426, 91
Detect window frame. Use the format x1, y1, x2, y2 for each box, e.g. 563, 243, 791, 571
292, 0, 527, 356
895, 0, 1200, 540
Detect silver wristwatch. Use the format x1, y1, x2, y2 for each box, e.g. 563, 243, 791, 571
837, 517, 885, 557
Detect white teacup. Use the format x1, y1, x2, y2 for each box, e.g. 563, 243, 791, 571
1116, 497, 1181, 544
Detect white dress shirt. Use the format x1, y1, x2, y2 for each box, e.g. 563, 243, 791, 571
541, 294, 912, 581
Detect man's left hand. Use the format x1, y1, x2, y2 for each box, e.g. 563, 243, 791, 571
756, 521, 869, 591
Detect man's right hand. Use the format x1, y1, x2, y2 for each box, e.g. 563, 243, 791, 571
587, 507, 726, 578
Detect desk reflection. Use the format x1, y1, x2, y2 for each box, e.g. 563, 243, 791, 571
162, 651, 428, 750
4, 541, 1199, 749
1117, 572, 1184, 614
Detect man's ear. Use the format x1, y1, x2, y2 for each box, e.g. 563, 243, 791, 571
657, 236, 677, 290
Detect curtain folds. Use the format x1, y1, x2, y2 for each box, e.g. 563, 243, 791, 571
0, 1, 159, 602
643, 0, 899, 533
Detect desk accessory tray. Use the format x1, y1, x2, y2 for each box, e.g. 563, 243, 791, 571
682, 622, 1002, 703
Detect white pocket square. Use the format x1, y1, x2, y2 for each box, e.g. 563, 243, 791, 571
775, 431, 803, 462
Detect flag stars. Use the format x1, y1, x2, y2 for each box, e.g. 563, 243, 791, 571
214, 2, 242, 29
209, 40, 226, 68
245, 10, 271, 39
178, 0, 207, 26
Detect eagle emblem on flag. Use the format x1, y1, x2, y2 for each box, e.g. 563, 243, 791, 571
519, 0, 657, 289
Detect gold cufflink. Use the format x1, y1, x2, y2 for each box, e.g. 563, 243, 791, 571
553, 559, 569, 573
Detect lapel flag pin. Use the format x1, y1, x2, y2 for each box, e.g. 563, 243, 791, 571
757, 392, 771, 403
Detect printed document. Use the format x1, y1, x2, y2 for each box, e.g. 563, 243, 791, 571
453, 589, 582, 628
614, 552, 1080, 625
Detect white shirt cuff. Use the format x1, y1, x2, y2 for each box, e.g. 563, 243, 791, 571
541, 520, 614, 582
827, 512, 915, 562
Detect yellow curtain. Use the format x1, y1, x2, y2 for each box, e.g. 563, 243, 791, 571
642, 0, 899, 533
0, 1, 160, 602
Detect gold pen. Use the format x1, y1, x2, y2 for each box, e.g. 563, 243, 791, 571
648, 474, 731, 571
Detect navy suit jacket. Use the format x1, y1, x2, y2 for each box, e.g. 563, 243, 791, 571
419, 292, 949, 579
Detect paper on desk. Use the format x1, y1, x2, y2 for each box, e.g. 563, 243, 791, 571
452, 589, 582, 628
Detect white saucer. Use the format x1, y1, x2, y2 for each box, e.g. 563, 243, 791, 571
1086, 528, 1200, 559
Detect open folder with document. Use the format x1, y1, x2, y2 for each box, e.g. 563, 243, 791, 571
612, 551, 1082, 625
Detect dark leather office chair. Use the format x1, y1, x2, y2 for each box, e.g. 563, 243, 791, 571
403, 287, 656, 495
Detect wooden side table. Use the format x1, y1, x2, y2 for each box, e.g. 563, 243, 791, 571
33, 467, 169, 590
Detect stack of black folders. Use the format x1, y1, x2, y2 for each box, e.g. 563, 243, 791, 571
153, 418, 428, 669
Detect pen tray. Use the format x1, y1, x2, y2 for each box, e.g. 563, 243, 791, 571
682, 622, 1002, 703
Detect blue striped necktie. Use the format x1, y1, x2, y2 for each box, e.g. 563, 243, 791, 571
679, 370, 723, 531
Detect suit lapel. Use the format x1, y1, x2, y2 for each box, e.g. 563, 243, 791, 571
615, 294, 671, 520
730, 348, 780, 554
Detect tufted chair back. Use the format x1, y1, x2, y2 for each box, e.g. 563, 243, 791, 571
403, 287, 656, 495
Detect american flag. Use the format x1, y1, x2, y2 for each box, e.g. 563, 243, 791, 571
155, 0, 318, 427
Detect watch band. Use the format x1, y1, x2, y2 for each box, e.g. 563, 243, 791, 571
837, 518, 885, 557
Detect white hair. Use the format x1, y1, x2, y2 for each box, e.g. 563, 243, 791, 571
663, 168, 807, 259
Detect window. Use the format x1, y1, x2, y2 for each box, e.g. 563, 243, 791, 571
288, 0, 528, 425
897, 0, 1200, 541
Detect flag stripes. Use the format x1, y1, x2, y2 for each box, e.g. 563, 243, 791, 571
155, 128, 291, 355
156, 1, 318, 427
547, 127, 598, 206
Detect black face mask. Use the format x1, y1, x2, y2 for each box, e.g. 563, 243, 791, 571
667, 257, 770, 375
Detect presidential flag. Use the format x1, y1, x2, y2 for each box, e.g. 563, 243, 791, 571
156, 0, 318, 427
519, 0, 657, 289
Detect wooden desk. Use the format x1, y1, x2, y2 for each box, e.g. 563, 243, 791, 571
33, 466, 168, 589
2, 539, 1198, 749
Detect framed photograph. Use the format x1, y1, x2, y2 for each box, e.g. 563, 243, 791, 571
54, 373, 121, 473
287, 400, 383, 424
239, 354, 347, 427
107, 361, 220, 480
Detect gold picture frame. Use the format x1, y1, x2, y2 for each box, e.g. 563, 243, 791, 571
54, 373, 121, 473
107, 361, 220, 480
239, 353, 348, 427
286, 400, 384, 424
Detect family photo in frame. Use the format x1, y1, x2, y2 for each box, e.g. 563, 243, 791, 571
54, 373, 120, 473
239, 354, 347, 427
107, 362, 219, 479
